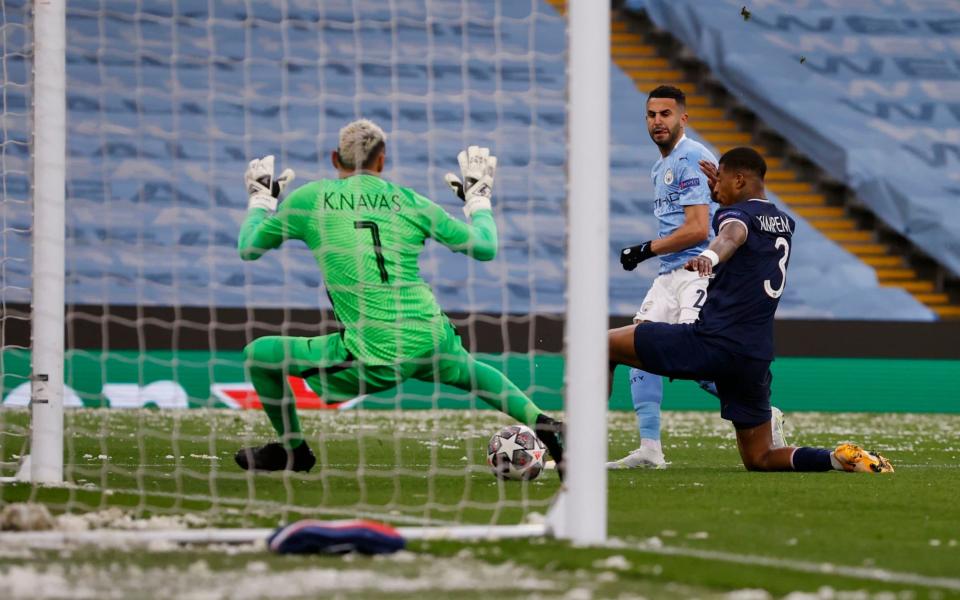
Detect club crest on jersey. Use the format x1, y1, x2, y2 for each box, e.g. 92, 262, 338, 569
663, 169, 674, 185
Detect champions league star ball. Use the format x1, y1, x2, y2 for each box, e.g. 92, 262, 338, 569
487, 425, 547, 481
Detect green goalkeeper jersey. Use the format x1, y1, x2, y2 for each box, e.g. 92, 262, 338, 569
238, 173, 497, 365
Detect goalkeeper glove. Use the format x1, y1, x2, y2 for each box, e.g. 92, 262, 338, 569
444, 145, 497, 218
245, 155, 295, 212
620, 242, 656, 271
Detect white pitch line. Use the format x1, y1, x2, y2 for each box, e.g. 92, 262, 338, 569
616, 541, 960, 591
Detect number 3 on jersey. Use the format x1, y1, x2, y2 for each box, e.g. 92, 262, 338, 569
764, 236, 789, 299
355, 221, 389, 283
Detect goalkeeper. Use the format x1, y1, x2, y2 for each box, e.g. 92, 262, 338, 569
235, 119, 564, 475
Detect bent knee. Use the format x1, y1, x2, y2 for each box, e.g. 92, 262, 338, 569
244, 336, 282, 368
243, 338, 264, 362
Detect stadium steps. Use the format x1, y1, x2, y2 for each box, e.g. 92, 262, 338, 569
547, 1, 960, 319
603, 6, 960, 320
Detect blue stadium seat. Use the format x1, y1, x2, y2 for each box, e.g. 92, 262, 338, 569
643, 0, 957, 312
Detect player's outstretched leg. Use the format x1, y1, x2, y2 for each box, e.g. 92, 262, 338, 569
438, 350, 565, 477
788, 444, 892, 473
533, 413, 565, 479
471, 360, 564, 477
735, 421, 892, 473
607, 368, 666, 470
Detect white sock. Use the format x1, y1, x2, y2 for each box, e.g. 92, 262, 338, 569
640, 438, 662, 454
829, 452, 844, 471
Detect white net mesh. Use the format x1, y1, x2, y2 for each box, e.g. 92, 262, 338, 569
1, 0, 569, 530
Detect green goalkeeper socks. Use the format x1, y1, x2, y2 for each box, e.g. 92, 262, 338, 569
250, 365, 305, 449
250, 367, 303, 448
466, 360, 543, 428
246, 339, 305, 450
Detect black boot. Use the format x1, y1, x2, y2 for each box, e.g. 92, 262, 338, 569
235, 441, 316, 472
535, 414, 565, 481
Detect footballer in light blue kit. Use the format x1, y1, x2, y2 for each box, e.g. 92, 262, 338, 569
611, 86, 784, 470
648, 133, 716, 276
607, 147, 893, 475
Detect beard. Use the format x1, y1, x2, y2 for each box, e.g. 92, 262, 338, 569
651, 123, 682, 150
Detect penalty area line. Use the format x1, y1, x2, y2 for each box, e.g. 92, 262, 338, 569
615, 541, 960, 591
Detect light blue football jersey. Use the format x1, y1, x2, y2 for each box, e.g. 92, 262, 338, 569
650, 135, 718, 273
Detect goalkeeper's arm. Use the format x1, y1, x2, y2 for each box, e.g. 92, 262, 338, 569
238, 210, 282, 261
428, 206, 498, 261
237, 155, 299, 261
427, 145, 498, 261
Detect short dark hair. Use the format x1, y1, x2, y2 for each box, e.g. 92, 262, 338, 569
361, 140, 386, 169
719, 146, 767, 180
647, 85, 686, 109
337, 140, 385, 170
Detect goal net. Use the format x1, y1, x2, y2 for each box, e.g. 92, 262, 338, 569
1, 0, 608, 541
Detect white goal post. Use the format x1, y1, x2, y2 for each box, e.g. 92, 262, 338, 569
559, 0, 609, 544
29, 0, 66, 485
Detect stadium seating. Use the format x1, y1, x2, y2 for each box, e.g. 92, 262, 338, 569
0, 0, 934, 319
642, 0, 960, 303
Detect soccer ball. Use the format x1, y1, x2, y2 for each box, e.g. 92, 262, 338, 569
487, 424, 547, 481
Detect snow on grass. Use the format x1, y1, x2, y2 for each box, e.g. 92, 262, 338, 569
0, 553, 562, 600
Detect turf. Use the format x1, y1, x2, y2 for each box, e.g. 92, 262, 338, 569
1, 408, 958, 598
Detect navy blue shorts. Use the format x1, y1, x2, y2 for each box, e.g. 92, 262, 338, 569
632, 322, 772, 427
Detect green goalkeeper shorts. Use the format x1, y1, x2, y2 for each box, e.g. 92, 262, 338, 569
250, 322, 474, 402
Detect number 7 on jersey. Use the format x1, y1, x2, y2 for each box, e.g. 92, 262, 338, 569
355, 220, 390, 283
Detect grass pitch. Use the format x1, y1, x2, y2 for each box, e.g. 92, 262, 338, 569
1, 408, 958, 598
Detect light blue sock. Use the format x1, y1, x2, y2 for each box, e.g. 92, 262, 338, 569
629, 368, 663, 441
698, 380, 719, 398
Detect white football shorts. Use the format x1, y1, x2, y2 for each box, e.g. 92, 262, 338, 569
633, 267, 710, 325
